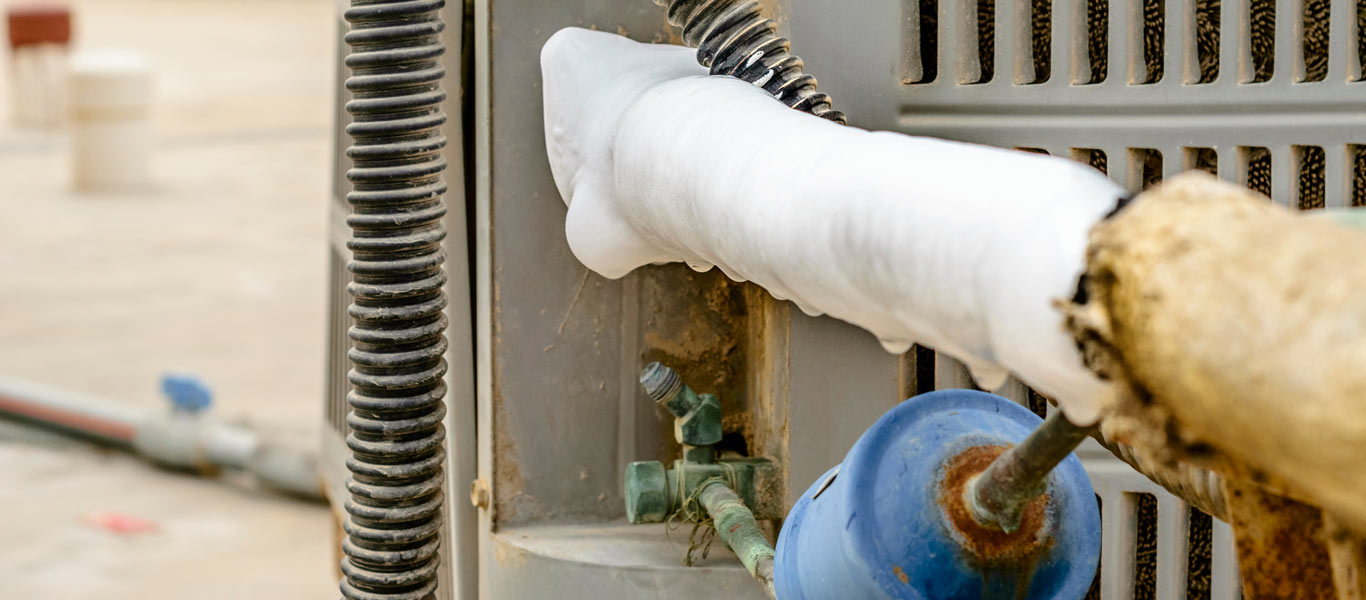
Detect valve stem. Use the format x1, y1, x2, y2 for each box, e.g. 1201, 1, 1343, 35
965, 409, 1097, 533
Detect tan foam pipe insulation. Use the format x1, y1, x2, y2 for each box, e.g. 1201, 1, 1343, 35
1062, 172, 1366, 534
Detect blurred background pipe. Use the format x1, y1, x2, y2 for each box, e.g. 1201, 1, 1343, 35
0, 373, 324, 501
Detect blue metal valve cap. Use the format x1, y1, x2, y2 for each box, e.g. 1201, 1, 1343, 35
775, 390, 1100, 600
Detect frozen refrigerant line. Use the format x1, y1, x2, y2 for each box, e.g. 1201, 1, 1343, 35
541, 28, 1127, 425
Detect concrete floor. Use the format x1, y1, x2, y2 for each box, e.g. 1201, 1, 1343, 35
0, 0, 338, 597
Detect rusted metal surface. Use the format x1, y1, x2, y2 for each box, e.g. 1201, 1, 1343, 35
1224, 478, 1335, 599
743, 287, 791, 511
639, 265, 752, 462
939, 445, 1054, 570
967, 410, 1097, 533
1326, 516, 1366, 600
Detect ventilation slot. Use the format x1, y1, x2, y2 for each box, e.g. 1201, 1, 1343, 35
1074, 148, 1109, 174
1243, 146, 1273, 197
1195, 0, 1221, 82
1131, 148, 1164, 191
977, 0, 997, 83
1085, 494, 1103, 600
903, 0, 939, 83
1297, 145, 1326, 210
1358, 0, 1365, 80
1086, 0, 1109, 83
1248, 0, 1276, 82
913, 345, 937, 396
1031, 0, 1053, 82
1354, 145, 1366, 207
1141, 0, 1165, 83
1302, 0, 1330, 81
1134, 493, 1159, 600
1187, 507, 1214, 600
1025, 387, 1049, 418
1187, 147, 1219, 175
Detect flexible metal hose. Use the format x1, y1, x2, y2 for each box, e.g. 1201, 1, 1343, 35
340, 1, 450, 598
1095, 432, 1229, 522
654, 0, 845, 124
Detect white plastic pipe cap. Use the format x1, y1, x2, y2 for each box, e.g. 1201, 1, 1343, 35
68, 48, 153, 192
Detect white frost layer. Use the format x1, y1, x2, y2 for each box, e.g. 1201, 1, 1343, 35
541, 28, 1125, 425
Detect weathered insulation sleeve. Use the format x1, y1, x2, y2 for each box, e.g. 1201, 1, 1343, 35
1093, 428, 1228, 522
1064, 172, 1366, 534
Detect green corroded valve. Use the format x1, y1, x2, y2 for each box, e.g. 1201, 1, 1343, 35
640, 360, 722, 463
625, 362, 780, 525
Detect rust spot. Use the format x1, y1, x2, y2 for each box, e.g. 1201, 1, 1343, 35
639, 265, 751, 455
938, 445, 1054, 568
893, 565, 910, 585
1225, 479, 1336, 599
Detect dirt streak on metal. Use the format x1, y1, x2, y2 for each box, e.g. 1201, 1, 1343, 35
938, 445, 1054, 598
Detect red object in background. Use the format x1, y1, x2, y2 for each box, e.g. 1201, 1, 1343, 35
7, 3, 71, 49
84, 512, 159, 535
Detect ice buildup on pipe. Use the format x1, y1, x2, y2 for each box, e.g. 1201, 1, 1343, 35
540, 28, 1127, 425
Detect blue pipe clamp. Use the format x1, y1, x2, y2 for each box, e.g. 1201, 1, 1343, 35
775, 390, 1100, 599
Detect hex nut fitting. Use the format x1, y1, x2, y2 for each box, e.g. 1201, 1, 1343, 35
625, 461, 669, 524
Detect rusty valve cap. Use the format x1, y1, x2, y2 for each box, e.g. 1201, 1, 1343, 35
964, 473, 1045, 534
625, 461, 670, 524
963, 409, 1098, 534
639, 361, 682, 405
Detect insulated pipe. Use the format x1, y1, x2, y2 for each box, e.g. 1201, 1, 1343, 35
542, 28, 1127, 426
1065, 173, 1366, 534
0, 374, 324, 500
541, 27, 1242, 529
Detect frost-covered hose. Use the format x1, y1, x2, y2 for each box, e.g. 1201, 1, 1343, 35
340, 0, 451, 598
653, 0, 845, 124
